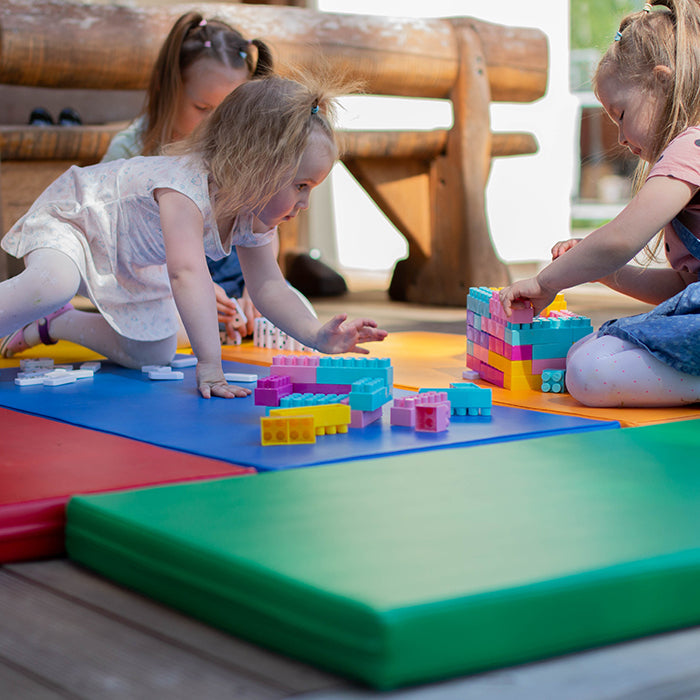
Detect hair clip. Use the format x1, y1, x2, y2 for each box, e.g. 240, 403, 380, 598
239, 50, 248, 59
199, 18, 207, 26
614, 30, 623, 41
204, 40, 211, 48
311, 104, 319, 114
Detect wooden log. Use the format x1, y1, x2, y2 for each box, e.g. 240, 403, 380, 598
0, 125, 537, 162
0, 1, 547, 103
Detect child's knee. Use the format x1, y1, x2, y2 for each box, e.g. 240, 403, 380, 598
117, 335, 177, 369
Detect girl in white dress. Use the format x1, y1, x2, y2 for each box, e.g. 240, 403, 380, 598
0, 75, 387, 399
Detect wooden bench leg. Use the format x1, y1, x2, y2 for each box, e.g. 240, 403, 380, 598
390, 25, 510, 305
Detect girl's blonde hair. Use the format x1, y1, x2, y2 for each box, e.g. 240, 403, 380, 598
593, 0, 700, 258
178, 73, 356, 218
142, 11, 273, 156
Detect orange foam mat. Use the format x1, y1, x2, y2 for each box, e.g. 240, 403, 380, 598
221, 332, 700, 428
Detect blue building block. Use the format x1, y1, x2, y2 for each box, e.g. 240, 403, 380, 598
541, 369, 567, 393
419, 383, 492, 417
349, 378, 391, 412
317, 357, 393, 387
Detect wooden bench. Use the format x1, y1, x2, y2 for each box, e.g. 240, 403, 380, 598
0, 0, 548, 305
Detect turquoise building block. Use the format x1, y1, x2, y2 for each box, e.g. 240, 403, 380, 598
419, 383, 492, 417
349, 378, 392, 412
541, 369, 567, 393
317, 357, 393, 387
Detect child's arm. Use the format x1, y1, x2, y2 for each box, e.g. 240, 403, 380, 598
237, 243, 387, 353
500, 176, 698, 316
157, 188, 250, 399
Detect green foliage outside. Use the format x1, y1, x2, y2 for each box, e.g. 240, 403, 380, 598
571, 0, 637, 52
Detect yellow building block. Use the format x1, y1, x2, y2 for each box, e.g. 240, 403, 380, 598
488, 352, 532, 378
261, 415, 316, 446
270, 403, 351, 436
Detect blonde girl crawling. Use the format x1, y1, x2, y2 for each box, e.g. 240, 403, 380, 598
0, 76, 387, 398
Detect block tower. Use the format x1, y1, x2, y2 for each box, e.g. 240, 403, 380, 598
466, 287, 593, 390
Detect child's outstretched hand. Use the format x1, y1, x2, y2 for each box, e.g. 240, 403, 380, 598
314, 314, 388, 355
551, 238, 582, 259
196, 361, 252, 399
499, 277, 558, 319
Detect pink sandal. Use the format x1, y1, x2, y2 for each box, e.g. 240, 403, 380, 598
0, 303, 74, 358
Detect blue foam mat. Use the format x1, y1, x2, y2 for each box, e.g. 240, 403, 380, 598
0, 362, 619, 470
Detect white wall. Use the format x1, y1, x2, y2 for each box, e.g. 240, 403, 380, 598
313, 1, 577, 271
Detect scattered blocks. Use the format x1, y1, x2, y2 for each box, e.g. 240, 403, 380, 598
253, 318, 314, 352
19, 358, 54, 370
420, 383, 492, 417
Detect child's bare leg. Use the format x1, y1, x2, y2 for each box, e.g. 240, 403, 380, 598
1, 248, 176, 368
566, 334, 700, 407
0, 248, 80, 337
45, 310, 177, 368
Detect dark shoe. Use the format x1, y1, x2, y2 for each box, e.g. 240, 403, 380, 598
285, 253, 347, 298
28, 107, 54, 126
58, 107, 82, 126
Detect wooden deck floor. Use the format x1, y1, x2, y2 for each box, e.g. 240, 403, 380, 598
5, 278, 694, 700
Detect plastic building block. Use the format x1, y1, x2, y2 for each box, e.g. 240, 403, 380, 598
415, 403, 450, 433
349, 405, 384, 428
269, 403, 351, 436
142, 364, 170, 373
80, 361, 101, 372
15, 375, 45, 386
292, 381, 351, 395
541, 369, 567, 393
224, 373, 258, 383
348, 377, 391, 412
254, 374, 293, 407
270, 355, 320, 384
390, 396, 418, 428
277, 392, 349, 409
20, 358, 54, 370
316, 356, 393, 387
171, 354, 198, 368
420, 383, 492, 417
149, 369, 184, 380
260, 415, 316, 446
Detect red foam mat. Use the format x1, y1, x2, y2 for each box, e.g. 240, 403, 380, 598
0, 407, 254, 562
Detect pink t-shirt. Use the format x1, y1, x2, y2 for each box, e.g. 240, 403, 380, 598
647, 126, 700, 274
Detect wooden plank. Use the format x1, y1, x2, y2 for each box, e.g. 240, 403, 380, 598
7, 560, 343, 695
0, 566, 293, 699
0, 1, 547, 103
0, 660, 69, 699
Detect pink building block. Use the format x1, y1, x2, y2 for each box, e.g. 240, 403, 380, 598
350, 405, 384, 428
269, 355, 320, 384
504, 343, 533, 361
532, 357, 566, 374
254, 374, 293, 407
390, 396, 418, 427
489, 290, 534, 324
415, 403, 450, 433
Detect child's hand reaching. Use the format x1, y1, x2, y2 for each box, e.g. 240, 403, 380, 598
196, 360, 252, 399
499, 277, 558, 319
551, 238, 582, 259
314, 314, 388, 355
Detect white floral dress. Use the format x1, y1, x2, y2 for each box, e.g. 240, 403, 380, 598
1, 155, 275, 341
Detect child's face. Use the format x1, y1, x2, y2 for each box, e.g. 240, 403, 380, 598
253, 131, 336, 230
597, 72, 665, 162
174, 58, 249, 141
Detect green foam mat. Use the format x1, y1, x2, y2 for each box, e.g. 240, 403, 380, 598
67, 419, 700, 689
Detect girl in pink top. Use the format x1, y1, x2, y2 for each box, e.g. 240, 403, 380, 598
500, 0, 700, 407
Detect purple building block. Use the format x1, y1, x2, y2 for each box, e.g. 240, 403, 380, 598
254, 374, 293, 407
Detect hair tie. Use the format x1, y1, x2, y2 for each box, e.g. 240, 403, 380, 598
204, 40, 212, 48
199, 18, 207, 27
614, 30, 623, 41
643, 3, 652, 11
